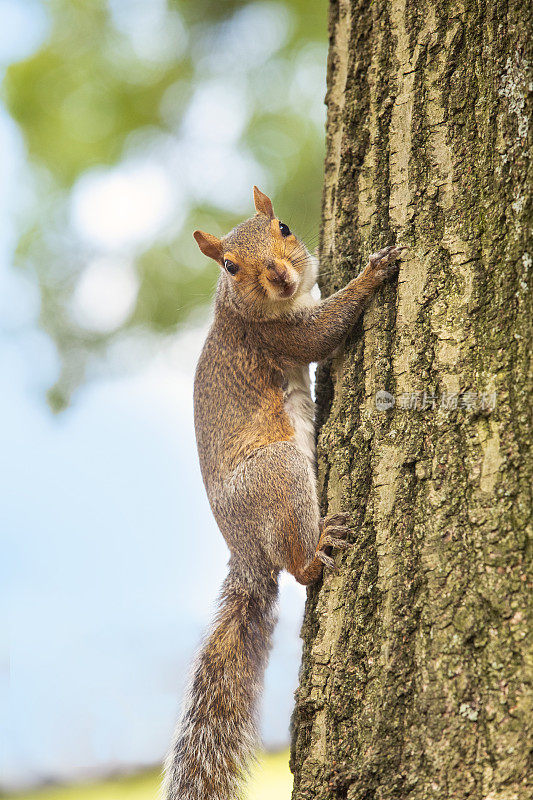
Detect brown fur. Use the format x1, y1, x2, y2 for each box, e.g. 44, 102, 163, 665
163, 189, 404, 799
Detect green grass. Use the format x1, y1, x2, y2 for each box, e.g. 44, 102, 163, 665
2, 750, 293, 800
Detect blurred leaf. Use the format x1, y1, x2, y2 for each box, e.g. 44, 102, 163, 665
2, 0, 328, 407
132, 246, 217, 330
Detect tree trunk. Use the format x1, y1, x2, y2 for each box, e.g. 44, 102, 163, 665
290, 1, 532, 799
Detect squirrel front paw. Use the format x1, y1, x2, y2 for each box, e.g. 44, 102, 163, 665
367, 244, 406, 282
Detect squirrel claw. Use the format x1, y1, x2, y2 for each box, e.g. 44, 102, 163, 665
369, 244, 406, 261
319, 513, 354, 565
317, 551, 337, 571
322, 512, 349, 527
322, 535, 354, 550
323, 524, 351, 538
368, 244, 406, 274
369, 245, 394, 263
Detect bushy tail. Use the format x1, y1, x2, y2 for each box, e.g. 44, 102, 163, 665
163, 561, 278, 800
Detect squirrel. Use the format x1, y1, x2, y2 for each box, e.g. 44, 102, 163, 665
163, 186, 404, 800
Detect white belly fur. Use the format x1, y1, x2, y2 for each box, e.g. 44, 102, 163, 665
283, 365, 316, 469
282, 285, 319, 469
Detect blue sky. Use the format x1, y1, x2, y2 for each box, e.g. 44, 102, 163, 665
1, 324, 305, 789
0, 1, 306, 790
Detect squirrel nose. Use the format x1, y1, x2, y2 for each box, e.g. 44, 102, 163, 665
267, 263, 289, 284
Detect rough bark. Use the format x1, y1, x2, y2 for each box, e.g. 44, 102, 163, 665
290, 1, 532, 799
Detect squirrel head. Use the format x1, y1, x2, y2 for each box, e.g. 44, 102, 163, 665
193, 186, 317, 316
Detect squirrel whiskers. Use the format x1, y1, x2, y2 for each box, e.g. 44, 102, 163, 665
163, 186, 405, 800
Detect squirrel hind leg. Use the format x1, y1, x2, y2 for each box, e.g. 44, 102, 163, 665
221, 441, 353, 587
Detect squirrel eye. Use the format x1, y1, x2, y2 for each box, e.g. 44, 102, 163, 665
224, 259, 239, 276
279, 221, 291, 237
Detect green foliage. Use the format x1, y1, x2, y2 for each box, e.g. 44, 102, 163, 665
3, 0, 328, 408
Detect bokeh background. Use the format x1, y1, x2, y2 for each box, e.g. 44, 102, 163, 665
1, 0, 328, 797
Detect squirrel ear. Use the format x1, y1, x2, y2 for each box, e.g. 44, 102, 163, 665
253, 186, 274, 219
193, 230, 223, 264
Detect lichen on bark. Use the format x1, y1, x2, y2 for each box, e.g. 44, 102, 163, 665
290, 1, 532, 798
